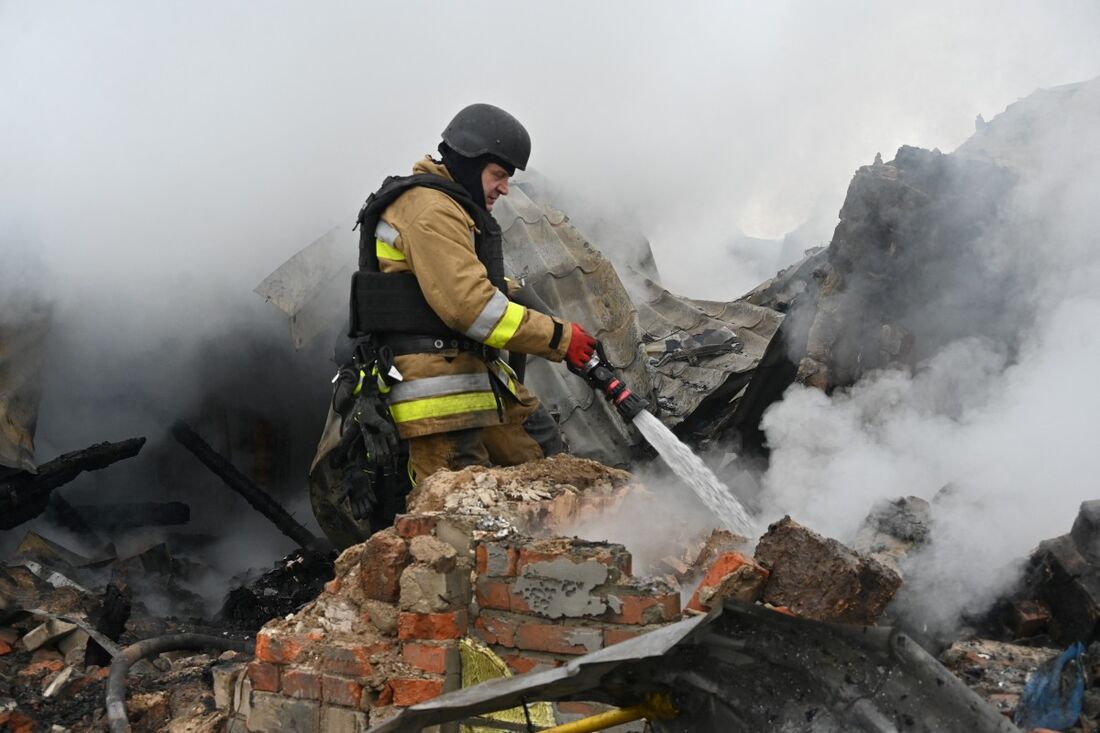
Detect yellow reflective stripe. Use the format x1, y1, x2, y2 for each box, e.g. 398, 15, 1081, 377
376, 238, 406, 261
389, 391, 498, 423
352, 369, 366, 396
484, 302, 525, 349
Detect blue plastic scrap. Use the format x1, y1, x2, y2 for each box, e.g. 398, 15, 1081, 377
1014, 641, 1087, 731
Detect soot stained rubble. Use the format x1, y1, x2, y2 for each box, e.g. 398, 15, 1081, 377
5, 77, 1100, 732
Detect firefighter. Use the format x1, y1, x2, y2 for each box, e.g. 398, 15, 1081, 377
310, 103, 598, 548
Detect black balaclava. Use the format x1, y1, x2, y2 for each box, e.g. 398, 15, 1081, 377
438, 142, 513, 212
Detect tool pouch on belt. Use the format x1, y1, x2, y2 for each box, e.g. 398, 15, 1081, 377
326, 343, 408, 524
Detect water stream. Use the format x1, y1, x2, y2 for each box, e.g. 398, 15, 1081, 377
631, 410, 755, 535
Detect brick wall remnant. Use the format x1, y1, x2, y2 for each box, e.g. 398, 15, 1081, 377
224, 457, 671, 731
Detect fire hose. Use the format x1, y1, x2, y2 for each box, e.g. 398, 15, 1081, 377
105, 633, 254, 733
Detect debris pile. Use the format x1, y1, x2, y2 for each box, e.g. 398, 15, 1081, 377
212, 456, 910, 731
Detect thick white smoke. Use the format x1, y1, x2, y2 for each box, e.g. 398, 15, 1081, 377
758, 82, 1100, 634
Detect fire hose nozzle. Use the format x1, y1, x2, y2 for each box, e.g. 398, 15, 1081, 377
568, 344, 650, 421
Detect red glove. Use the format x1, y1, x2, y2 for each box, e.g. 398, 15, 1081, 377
566, 323, 598, 369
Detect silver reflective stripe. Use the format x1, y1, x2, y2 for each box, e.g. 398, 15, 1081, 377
375, 220, 399, 245
387, 373, 491, 404
466, 289, 510, 342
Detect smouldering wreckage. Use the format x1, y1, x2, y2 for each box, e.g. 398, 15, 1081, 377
5, 77, 1100, 731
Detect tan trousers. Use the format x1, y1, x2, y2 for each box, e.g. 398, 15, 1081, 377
408, 421, 543, 484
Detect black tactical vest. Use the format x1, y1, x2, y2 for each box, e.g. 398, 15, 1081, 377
349, 173, 507, 338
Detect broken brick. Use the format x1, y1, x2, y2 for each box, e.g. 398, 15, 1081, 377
397, 610, 467, 640
515, 621, 602, 656
321, 640, 389, 678
255, 630, 310, 665
474, 577, 513, 611
399, 563, 469, 613
685, 552, 769, 612
606, 591, 681, 625
360, 529, 410, 603
387, 677, 444, 706
246, 661, 281, 692
495, 648, 562, 675
517, 541, 631, 580
402, 642, 456, 675
19, 659, 64, 677
1009, 599, 1051, 638
321, 674, 363, 708
395, 514, 439, 539
280, 667, 322, 700
754, 516, 901, 625
0, 640, 10, 656
604, 624, 663, 647
473, 612, 518, 648
408, 535, 458, 572
475, 542, 519, 577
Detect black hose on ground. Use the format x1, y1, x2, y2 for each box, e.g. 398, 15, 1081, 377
105, 633, 254, 733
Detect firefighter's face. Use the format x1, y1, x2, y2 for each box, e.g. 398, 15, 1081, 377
481, 162, 511, 211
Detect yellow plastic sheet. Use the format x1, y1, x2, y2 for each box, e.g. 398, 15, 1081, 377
459, 637, 555, 732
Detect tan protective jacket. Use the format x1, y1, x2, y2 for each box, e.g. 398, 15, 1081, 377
374, 157, 572, 438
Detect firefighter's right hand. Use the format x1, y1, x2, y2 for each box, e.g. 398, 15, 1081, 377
566, 324, 598, 370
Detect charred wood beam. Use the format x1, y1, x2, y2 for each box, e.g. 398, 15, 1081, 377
0, 438, 146, 530
71, 501, 191, 532
170, 421, 328, 553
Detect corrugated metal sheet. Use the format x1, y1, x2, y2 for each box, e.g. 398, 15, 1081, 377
495, 187, 653, 467
254, 227, 354, 350
634, 278, 784, 435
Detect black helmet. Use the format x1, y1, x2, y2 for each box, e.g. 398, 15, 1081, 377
442, 103, 531, 171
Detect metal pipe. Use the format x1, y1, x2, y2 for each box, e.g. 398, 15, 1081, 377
106, 633, 254, 733
537, 694, 677, 733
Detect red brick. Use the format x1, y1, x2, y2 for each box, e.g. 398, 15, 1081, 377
686, 552, 768, 612
473, 612, 517, 648
246, 661, 281, 692
377, 683, 394, 706
397, 610, 467, 640
321, 641, 390, 678
0, 711, 35, 733
281, 667, 322, 699
604, 626, 644, 647
496, 649, 563, 675
388, 677, 445, 706
360, 529, 410, 603
324, 578, 342, 594
517, 545, 631, 579
18, 659, 64, 676
322, 674, 363, 707
475, 542, 519, 576
255, 630, 310, 664
402, 642, 454, 674
395, 514, 439, 539
515, 622, 602, 655
0, 640, 10, 656
606, 592, 681, 625
474, 577, 512, 611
